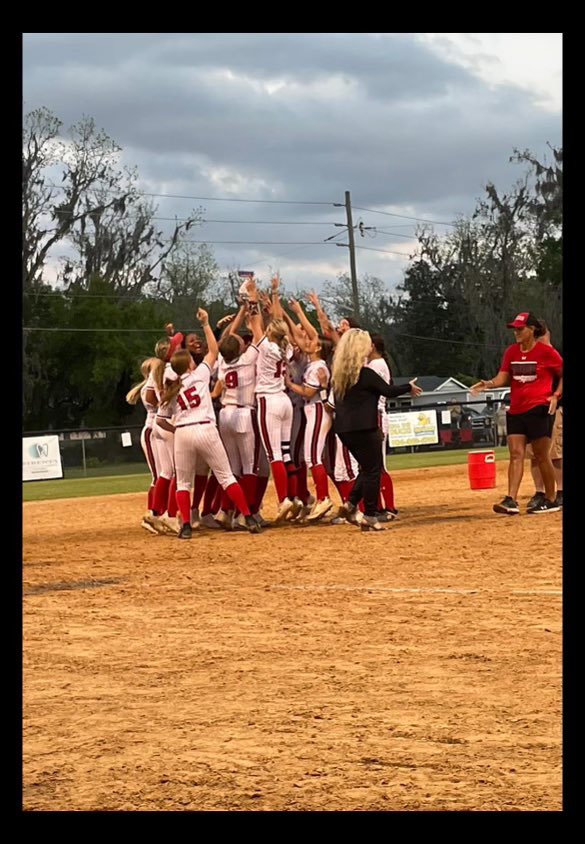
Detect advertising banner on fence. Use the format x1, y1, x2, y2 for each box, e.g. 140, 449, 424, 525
388, 410, 438, 448
23, 435, 63, 482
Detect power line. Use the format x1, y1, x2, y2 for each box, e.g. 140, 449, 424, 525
352, 205, 458, 227
44, 183, 334, 205
21, 325, 502, 347
335, 243, 413, 257
181, 240, 337, 246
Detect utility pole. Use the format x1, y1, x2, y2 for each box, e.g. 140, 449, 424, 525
344, 191, 359, 319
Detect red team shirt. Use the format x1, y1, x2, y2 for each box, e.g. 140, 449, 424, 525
500, 342, 563, 415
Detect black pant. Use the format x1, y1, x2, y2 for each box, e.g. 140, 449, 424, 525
337, 428, 383, 517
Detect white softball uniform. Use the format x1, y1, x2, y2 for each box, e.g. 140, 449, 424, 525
323, 390, 359, 481
288, 352, 309, 466
149, 363, 178, 480
333, 434, 359, 482
167, 363, 238, 492
218, 345, 261, 476
302, 360, 331, 468
368, 357, 391, 463
255, 336, 294, 463
140, 384, 158, 482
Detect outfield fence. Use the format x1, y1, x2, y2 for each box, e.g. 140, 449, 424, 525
23, 398, 504, 480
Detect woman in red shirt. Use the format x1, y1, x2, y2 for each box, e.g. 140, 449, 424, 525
471, 312, 563, 515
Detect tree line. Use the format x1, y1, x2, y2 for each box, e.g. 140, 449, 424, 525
23, 106, 562, 430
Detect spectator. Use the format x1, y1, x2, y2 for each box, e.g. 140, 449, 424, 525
471, 311, 563, 515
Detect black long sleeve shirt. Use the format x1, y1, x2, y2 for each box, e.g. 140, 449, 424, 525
332, 367, 411, 434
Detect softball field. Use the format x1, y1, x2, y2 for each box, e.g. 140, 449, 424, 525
22, 463, 562, 811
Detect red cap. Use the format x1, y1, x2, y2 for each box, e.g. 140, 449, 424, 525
166, 332, 184, 361
506, 312, 531, 329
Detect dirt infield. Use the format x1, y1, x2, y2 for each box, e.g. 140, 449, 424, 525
23, 463, 562, 812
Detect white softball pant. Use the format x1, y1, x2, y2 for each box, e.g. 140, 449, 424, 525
256, 392, 294, 463
218, 405, 261, 476
140, 423, 158, 483
303, 402, 332, 468
174, 422, 237, 492
152, 422, 175, 480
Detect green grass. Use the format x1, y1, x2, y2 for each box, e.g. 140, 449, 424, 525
23, 473, 152, 502
23, 447, 508, 502
62, 462, 147, 479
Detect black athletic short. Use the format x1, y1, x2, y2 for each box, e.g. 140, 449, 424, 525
506, 404, 554, 442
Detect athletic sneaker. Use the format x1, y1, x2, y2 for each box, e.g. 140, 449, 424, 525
338, 501, 361, 525
307, 497, 333, 521
141, 517, 159, 535
329, 516, 347, 525
245, 515, 262, 534
387, 507, 399, 518
253, 513, 270, 528
160, 515, 180, 535
527, 499, 561, 514
554, 491, 563, 508
274, 497, 294, 522
360, 515, 384, 532
526, 491, 546, 512
296, 503, 313, 524
374, 510, 394, 522
493, 496, 520, 515
178, 523, 192, 540
143, 513, 168, 534
191, 508, 201, 528
200, 513, 223, 530
287, 497, 304, 520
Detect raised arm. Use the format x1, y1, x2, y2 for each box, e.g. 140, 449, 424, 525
270, 273, 284, 319
308, 291, 340, 345
281, 308, 310, 351
223, 305, 247, 339
198, 308, 218, 368
244, 279, 265, 345
289, 297, 318, 341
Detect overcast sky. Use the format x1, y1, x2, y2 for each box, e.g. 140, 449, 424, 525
23, 32, 562, 295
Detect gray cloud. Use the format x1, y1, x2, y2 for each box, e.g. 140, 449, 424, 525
23, 32, 561, 292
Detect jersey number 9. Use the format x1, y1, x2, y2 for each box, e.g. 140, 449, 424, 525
225, 371, 239, 388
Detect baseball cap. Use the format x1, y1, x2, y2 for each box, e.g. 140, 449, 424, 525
165, 332, 184, 361
506, 312, 539, 329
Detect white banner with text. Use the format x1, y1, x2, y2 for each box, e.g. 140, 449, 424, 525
23, 435, 64, 482
387, 410, 439, 448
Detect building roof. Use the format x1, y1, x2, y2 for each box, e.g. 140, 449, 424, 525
393, 376, 469, 393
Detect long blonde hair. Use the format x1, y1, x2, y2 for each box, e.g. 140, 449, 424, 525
266, 318, 290, 359
331, 328, 372, 399
150, 337, 172, 394
126, 357, 157, 405
160, 349, 192, 408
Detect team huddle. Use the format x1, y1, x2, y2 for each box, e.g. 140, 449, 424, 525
126, 275, 402, 539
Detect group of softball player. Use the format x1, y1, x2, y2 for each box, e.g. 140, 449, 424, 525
127, 275, 398, 539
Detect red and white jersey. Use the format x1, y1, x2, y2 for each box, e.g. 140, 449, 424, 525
303, 359, 330, 405
149, 362, 178, 420
218, 345, 258, 408
167, 362, 216, 425
286, 352, 309, 408
140, 384, 157, 430
254, 336, 293, 395
368, 357, 391, 412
